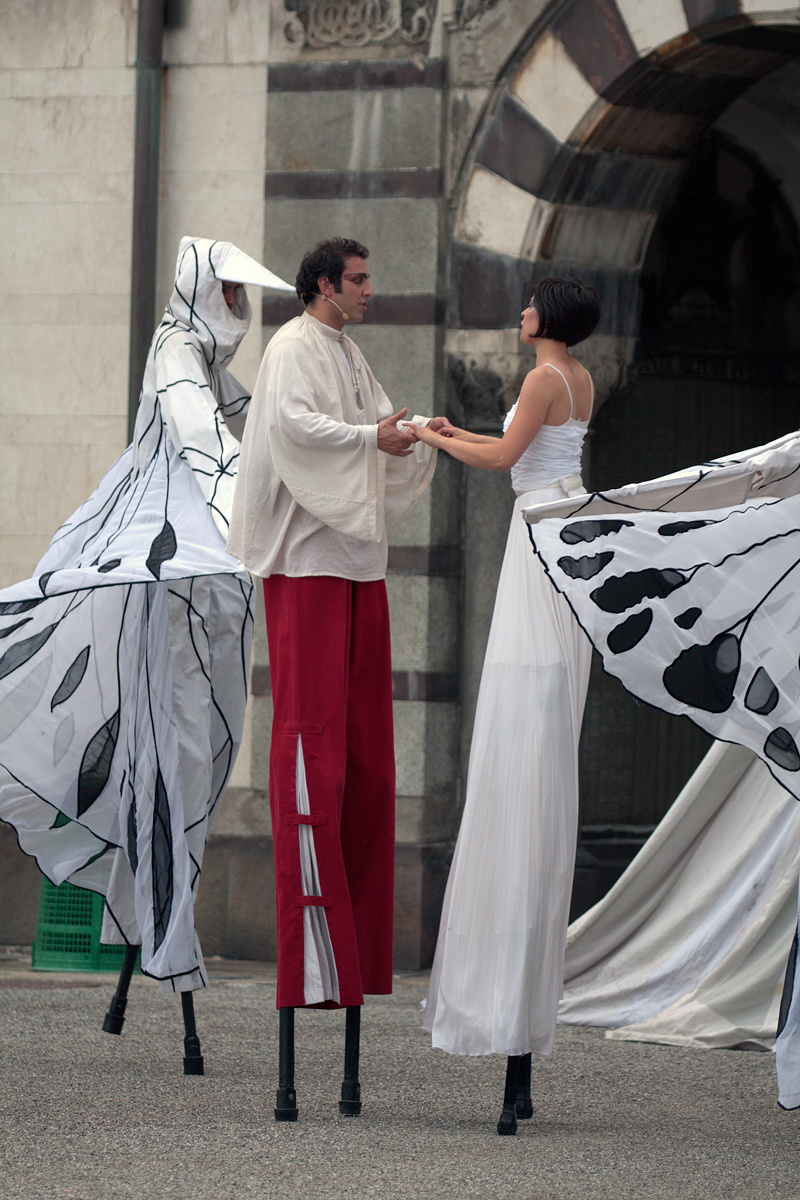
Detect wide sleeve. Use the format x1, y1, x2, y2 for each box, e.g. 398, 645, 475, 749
265, 335, 385, 542
155, 339, 242, 537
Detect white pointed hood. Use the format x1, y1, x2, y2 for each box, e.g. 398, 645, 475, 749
163, 237, 293, 369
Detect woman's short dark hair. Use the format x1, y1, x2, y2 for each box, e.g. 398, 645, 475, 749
530, 276, 601, 347
296, 238, 369, 305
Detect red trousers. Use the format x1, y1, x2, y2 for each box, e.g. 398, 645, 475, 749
263, 575, 396, 1008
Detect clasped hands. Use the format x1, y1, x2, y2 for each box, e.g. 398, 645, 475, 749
377, 409, 461, 457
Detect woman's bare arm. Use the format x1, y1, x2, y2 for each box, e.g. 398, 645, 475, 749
411, 368, 558, 470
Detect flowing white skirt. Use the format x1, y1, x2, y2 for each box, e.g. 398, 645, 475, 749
423, 487, 591, 1056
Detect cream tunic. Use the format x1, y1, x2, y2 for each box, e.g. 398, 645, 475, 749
227, 311, 435, 579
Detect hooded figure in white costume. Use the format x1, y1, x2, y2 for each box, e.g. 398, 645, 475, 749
0, 237, 293, 991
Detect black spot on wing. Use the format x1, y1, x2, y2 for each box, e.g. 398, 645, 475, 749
607, 608, 653, 653
557, 551, 614, 580
590, 568, 687, 614
657, 520, 712, 537
745, 668, 779, 716
50, 810, 71, 830
97, 559, 122, 574
127, 799, 139, 875
765, 728, 800, 772
662, 633, 740, 713
151, 769, 173, 951
77, 711, 120, 816
0, 618, 32, 640
675, 608, 702, 629
560, 519, 634, 545
38, 572, 55, 595
0, 598, 45, 616
0, 623, 58, 682
51, 646, 90, 711
146, 522, 177, 580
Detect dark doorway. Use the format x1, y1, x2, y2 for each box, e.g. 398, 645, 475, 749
580, 132, 800, 840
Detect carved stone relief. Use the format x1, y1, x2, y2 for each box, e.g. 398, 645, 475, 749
283, 0, 436, 49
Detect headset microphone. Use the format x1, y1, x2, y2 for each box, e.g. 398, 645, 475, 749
319, 293, 349, 321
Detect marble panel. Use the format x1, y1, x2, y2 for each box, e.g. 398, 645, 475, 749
387, 488, 432, 547
3, 203, 131, 295
615, 0, 688, 56
267, 89, 441, 173
160, 170, 265, 203
347, 324, 436, 415
0, 442, 101, 535
0, 415, 122, 444
164, 0, 271, 67
2, 0, 134, 70
511, 30, 600, 143
456, 167, 537, 259
0, 294, 129, 324
0, 95, 133, 175
387, 576, 458, 673
213, 784, 271, 838
0, 172, 131, 204
162, 80, 267, 175
262, 197, 440, 294
0, 323, 129, 417
0, 73, 12, 98
394, 700, 427, 795
10, 67, 134, 98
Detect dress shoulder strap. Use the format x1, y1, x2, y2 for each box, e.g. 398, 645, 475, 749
542, 362, 574, 418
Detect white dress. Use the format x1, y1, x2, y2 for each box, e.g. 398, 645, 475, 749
423, 365, 593, 1057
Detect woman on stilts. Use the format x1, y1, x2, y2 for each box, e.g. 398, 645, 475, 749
411, 277, 601, 1134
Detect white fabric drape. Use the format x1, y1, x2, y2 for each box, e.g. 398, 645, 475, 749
525, 429, 800, 1106
560, 742, 800, 1053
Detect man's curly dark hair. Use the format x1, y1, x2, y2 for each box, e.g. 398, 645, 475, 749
295, 238, 370, 306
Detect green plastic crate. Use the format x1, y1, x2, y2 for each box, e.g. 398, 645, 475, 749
32, 878, 137, 973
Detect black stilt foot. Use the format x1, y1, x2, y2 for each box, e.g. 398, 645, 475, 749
339, 1006, 362, 1116
497, 1055, 523, 1135
516, 1053, 533, 1120
102, 945, 139, 1035
275, 1007, 298, 1122
181, 991, 205, 1076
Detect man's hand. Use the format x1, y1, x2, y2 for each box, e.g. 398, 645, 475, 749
378, 408, 416, 456
427, 417, 456, 436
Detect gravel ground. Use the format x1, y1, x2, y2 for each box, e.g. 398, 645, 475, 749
0, 953, 797, 1200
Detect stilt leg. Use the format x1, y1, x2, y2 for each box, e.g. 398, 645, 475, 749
101, 945, 139, 1035
497, 1055, 522, 1136
181, 991, 205, 1076
515, 1052, 533, 1120
275, 1006, 298, 1121
339, 1006, 362, 1116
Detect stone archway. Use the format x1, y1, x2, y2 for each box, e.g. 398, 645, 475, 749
447, 3, 800, 849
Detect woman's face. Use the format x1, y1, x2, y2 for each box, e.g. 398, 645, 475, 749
520, 298, 540, 343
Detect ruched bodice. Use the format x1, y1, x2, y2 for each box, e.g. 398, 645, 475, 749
504, 363, 591, 496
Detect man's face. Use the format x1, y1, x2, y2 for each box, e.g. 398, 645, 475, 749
332, 256, 373, 323
221, 280, 240, 312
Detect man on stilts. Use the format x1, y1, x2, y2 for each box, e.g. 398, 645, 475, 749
228, 237, 446, 1118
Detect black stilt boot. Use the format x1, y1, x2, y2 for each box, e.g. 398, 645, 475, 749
102, 945, 139, 1035
497, 1055, 523, 1135
339, 1006, 362, 1116
275, 1006, 299, 1121
181, 991, 205, 1075
515, 1052, 533, 1120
